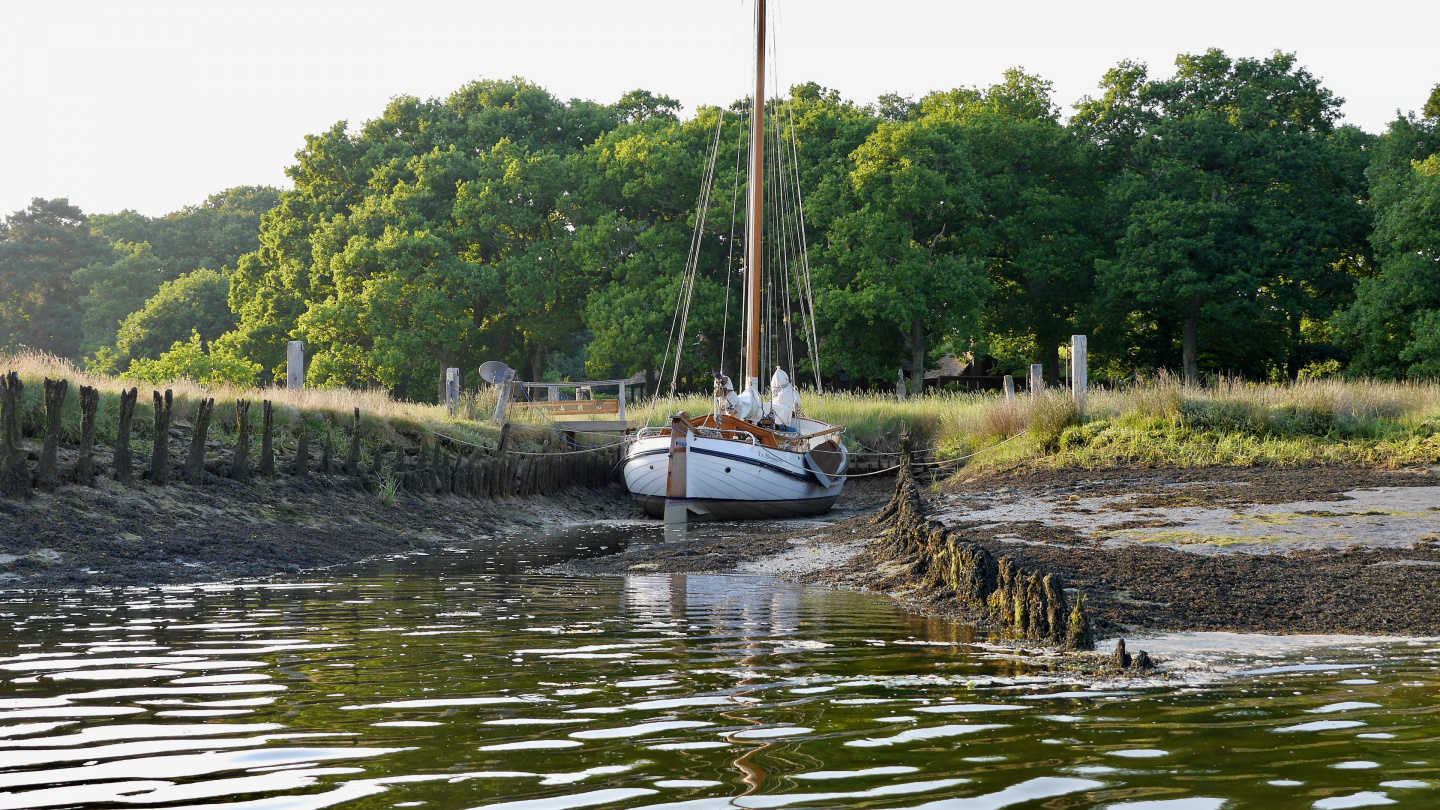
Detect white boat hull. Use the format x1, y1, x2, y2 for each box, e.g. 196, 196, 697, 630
623, 423, 847, 521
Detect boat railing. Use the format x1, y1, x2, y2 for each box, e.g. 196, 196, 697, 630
635, 425, 760, 445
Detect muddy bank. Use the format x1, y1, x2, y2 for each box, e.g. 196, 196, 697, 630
0, 475, 638, 589
555, 463, 1440, 641
924, 464, 1440, 636
545, 477, 893, 576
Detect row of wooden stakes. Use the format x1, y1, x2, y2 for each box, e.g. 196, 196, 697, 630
0, 373, 622, 500
873, 446, 1096, 650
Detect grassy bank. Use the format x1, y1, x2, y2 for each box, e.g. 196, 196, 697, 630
0, 351, 505, 464
955, 377, 1440, 470
9, 350, 1437, 472
623, 379, 1440, 469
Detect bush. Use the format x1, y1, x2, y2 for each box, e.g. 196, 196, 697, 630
124, 331, 262, 387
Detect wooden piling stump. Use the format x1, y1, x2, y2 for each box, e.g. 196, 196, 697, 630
114, 387, 137, 483
347, 408, 362, 477
185, 397, 215, 485
258, 400, 275, 478
76, 385, 99, 485
0, 372, 29, 498
292, 416, 309, 478
232, 400, 251, 482
150, 390, 173, 485
37, 378, 69, 491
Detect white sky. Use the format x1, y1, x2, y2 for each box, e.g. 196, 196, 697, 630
3, 0, 1436, 218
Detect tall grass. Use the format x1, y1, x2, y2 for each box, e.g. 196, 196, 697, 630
955, 376, 1440, 469
0, 350, 500, 454
7, 349, 1437, 469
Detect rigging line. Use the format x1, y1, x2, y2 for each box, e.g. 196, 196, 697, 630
783, 95, 823, 391
769, 84, 798, 384
829, 429, 1030, 480
764, 10, 794, 382
669, 112, 727, 397
719, 104, 746, 379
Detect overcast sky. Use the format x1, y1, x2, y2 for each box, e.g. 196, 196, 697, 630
3, 0, 1436, 218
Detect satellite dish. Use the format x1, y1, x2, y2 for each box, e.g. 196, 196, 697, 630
479, 360, 513, 384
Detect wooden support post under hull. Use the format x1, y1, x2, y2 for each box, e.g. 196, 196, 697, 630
664, 415, 689, 526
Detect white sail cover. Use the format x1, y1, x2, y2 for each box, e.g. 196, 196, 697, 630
769, 367, 799, 425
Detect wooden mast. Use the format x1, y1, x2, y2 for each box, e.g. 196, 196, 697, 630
745, 0, 766, 390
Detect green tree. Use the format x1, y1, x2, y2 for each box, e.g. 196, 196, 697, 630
920, 70, 1104, 382
218, 79, 621, 398
90, 185, 281, 279
125, 331, 262, 387
1078, 50, 1371, 383
1332, 107, 1440, 377
816, 119, 989, 392
74, 241, 166, 362
0, 198, 111, 358
112, 268, 236, 369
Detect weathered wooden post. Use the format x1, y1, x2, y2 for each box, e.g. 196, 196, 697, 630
232, 399, 251, 482
347, 408, 362, 477
896, 369, 907, 400
665, 415, 689, 525
150, 390, 173, 485
413, 436, 429, 492
617, 381, 627, 422
76, 385, 99, 485
391, 443, 406, 485
320, 428, 333, 474
286, 341, 304, 391
0, 372, 29, 498
445, 368, 460, 415
1002, 375, 1015, 403
114, 387, 138, 483
185, 397, 215, 485
1029, 364, 1044, 402
492, 369, 513, 423
292, 417, 310, 478
431, 442, 444, 494
369, 443, 385, 477
37, 377, 68, 491
1071, 334, 1088, 410
258, 400, 275, 478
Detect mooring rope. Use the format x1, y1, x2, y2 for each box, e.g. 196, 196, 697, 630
829, 429, 1028, 480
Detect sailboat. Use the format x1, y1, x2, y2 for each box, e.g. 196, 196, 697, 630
622, 0, 848, 522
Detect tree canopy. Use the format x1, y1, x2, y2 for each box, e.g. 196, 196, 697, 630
4, 58, 1436, 394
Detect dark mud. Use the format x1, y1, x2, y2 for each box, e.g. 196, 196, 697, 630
547, 477, 893, 576
0, 475, 637, 589
947, 464, 1438, 508
558, 464, 1440, 639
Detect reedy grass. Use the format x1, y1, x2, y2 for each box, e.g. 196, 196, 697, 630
7, 349, 1437, 471
1, 351, 501, 459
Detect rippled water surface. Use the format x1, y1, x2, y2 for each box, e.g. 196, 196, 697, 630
2, 523, 1439, 809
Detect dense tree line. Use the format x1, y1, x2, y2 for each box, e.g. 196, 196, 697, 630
2, 53, 1437, 399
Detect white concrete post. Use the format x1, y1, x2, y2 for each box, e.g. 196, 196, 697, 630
1003, 374, 1015, 402
286, 341, 304, 391
1071, 335, 1088, 410
1029, 364, 1044, 402
445, 368, 460, 414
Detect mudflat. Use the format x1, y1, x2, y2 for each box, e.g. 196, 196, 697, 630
557, 465, 1440, 638
0, 475, 634, 589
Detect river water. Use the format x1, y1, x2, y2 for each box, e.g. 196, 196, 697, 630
1, 523, 1437, 810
